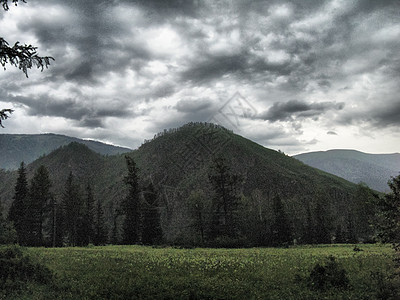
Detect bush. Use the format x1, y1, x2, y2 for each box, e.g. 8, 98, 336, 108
0, 245, 53, 297
305, 255, 350, 291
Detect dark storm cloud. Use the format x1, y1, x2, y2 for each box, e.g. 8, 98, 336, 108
8, 94, 132, 127
127, 0, 201, 17
260, 100, 345, 122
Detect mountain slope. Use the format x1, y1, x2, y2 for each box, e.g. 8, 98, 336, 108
0, 123, 376, 245
0, 133, 131, 170
294, 150, 400, 192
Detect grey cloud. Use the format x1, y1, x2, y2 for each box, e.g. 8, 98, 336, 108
79, 117, 103, 128
175, 98, 212, 113
340, 101, 400, 128
260, 100, 345, 122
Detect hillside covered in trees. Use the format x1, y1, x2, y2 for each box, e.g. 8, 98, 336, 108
0, 133, 131, 170
0, 123, 378, 247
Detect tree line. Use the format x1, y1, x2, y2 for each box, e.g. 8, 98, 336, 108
1, 154, 396, 248
5, 163, 107, 247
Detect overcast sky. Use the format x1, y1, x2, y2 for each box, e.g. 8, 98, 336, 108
1, 0, 399, 155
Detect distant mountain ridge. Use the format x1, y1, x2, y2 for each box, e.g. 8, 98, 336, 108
294, 149, 400, 192
0, 133, 131, 170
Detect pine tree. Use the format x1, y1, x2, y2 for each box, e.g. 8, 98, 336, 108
62, 172, 82, 246
271, 195, 292, 246
141, 183, 162, 245
93, 198, 107, 246
27, 165, 52, 246
122, 156, 141, 244
8, 162, 28, 245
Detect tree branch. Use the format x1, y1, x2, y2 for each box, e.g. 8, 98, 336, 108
0, 109, 14, 127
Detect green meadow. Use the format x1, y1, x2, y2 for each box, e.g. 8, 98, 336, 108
7, 244, 398, 299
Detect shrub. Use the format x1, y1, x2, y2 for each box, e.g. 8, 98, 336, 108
306, 255, 350, 291
0, 245, 53, 297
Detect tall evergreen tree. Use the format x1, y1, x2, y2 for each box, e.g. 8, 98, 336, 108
208, 157, 243, 240
93, 198, 107, 246
122, 156, 141, 244
271, 195, 292, 246
375, 174, 400, 244
314, 195, 331, 244
27, 165, 52, 246
141, 183, 162, 245
188, 190, 207, 245
8, 162, 28, 245
76, 183, 95, 246
62, 172, 82, 246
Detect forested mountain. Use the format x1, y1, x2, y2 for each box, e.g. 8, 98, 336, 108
0, 133, 131, 170
294, 150, 400, 192
0, 123, 377, 247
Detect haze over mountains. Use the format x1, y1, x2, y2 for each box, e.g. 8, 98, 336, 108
294, 150, 400, 193
0, 123, 376, 245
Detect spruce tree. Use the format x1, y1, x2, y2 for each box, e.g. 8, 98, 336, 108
122, 156, 141, 244
271, 195, 292, 246
314, 195, 331, 244
8, 162, 28, 245
27, 165, 52, 246
141, 183, 162, 245
93, 198, 107, 246
76, 183, 95, 246
62, 172, 82, 246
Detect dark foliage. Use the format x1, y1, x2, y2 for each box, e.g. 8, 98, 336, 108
0, 245, 53, 297
305, 256, 349, 291
208, 156, 243, 241
141, 183, 162, 245
61, 172, 83, 246
271, 195, 292, 246
26, 165, 52, 246
0, 200, 16, 244
122, 156, 141, 244
375, 174, 400, 244
7, 162, 28, 244
93, 198, 107, 245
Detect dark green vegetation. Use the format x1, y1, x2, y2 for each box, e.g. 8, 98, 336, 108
0, 123, 379, 247
0, 245, 53, 299
0, 133, 131, 170
294, 150, 400, 192
5, 244, 396, 299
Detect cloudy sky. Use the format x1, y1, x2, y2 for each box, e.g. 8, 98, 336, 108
1, 0, 399, 155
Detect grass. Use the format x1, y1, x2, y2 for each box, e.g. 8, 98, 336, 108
15, 244, 398, 299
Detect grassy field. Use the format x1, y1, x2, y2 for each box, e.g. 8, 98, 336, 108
9, 244, 398, 299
